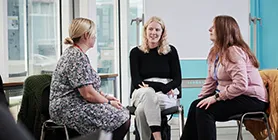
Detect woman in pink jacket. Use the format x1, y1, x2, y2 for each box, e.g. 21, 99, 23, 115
180, 15, 268, 140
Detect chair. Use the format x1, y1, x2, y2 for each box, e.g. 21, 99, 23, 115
228, 111, 273, 140
126, 85, 184, 140
17, 74, 52, 139
226, 70, 276, 140
40, 85, 80, 140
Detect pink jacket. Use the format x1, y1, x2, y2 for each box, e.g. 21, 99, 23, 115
199, 46, 268, 102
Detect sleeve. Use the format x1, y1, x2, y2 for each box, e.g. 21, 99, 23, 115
0, 105, 35, 140
219, 46, 248, 100
67, 54, 94, 89
161, 46, 182, 94
143, 81, 165, 92
198, 63, 217, 97
130, 48, 143, 89
0, 76, 8, 106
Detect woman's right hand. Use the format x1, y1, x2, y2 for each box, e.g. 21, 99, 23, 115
110, 100, 122, 109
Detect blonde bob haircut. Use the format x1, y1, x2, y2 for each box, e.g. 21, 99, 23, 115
64, 18, 96, 45
139, 16, 170, 55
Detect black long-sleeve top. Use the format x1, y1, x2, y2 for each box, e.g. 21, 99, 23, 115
0, 75, 8, 106
129, 45, 182, 96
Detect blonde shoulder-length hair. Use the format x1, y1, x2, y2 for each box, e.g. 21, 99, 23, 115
139, 16, 170, 55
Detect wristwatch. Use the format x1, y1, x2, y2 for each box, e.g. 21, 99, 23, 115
214, 93, 221, 101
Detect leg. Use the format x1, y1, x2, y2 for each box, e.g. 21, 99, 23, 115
135, 103, 152, 140
180, 98, 202, 140
195, 95, 267, 140
134, 87, 162, 140
112, 119, 131, 140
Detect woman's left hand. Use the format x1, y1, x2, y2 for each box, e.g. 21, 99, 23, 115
196, 96, 216, 110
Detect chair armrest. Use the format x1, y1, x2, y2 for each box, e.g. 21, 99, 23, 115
126, 106, 136, 115
161, 106, 180, 116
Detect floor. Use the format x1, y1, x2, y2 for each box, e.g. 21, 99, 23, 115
10, 105, 258, 140
126, 117, 256, 140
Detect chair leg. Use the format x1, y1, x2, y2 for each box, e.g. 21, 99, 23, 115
40, 123, 46, 140
63, 125, 69, 140
178, 105, 184, 138
236, 120, 243, 140
126, 128, 130, 140
263, 114, 273, 140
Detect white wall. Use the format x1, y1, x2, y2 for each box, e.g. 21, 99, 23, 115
145, 0, 250, 59
0, 0, 9, 82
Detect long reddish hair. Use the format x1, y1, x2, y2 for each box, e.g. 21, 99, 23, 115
207, 15, 259, 68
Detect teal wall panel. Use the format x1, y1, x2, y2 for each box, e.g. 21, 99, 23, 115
180, 60, 207, 117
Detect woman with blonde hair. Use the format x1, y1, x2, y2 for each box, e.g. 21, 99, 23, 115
129, 16, 182, 140
180, 15, 268, 140
49, 18, 130, 140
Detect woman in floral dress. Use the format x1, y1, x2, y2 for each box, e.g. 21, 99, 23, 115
49, 18, 130, 140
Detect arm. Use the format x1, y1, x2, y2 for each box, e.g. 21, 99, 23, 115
130, 48, 143, 89
0, 76, 8, 106
67, 54, 115, 105
0, 105, 35, 140
198, 63, 217, 98
219, 46, 248, 100
78, 85, 108, 103
161, 46, 182, 94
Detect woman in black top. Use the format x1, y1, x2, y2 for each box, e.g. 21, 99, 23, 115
129, 16, 182, 140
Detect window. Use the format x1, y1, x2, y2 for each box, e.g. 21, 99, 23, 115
7, 0, 60, 82
7, 0, 27, 80
27, 0, 60, 75
129, 0, 143, 48
96, 0, 116, 74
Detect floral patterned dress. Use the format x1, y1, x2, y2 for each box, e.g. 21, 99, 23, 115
49, 46, 129, 135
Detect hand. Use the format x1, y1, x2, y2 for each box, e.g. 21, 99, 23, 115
110, 100, 122, 109
167, 89, 174, 96
198, 94, 204, 99
196, 96, 216, 110
100, 91, 120, 102
106, 95, 120, 102
138, 82, 149, 88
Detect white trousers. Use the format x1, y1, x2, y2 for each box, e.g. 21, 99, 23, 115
131, 87, 177, 140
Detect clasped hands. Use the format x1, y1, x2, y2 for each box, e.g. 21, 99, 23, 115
100, 91, 122, 109
138, 82, 175, 96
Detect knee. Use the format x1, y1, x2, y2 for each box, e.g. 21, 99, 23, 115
135, 106, 145, 118
189, 99, 201, 110
195, 106, 211, 119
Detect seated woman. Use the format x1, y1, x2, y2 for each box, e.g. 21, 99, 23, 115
129, 16, 182, 140
49, 18, 130, 140
180, 15, 268, 140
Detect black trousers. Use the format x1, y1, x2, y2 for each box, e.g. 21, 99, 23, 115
180, 95, 267, 140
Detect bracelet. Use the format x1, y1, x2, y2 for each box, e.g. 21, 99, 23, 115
108, 100, 111, 104
214, 93, 220, 101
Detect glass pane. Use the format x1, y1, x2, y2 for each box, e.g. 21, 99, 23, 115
27, 0, 60, 75
129, 0, 143, 48
96, 0, 115, 73
7, 0, 27, 81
